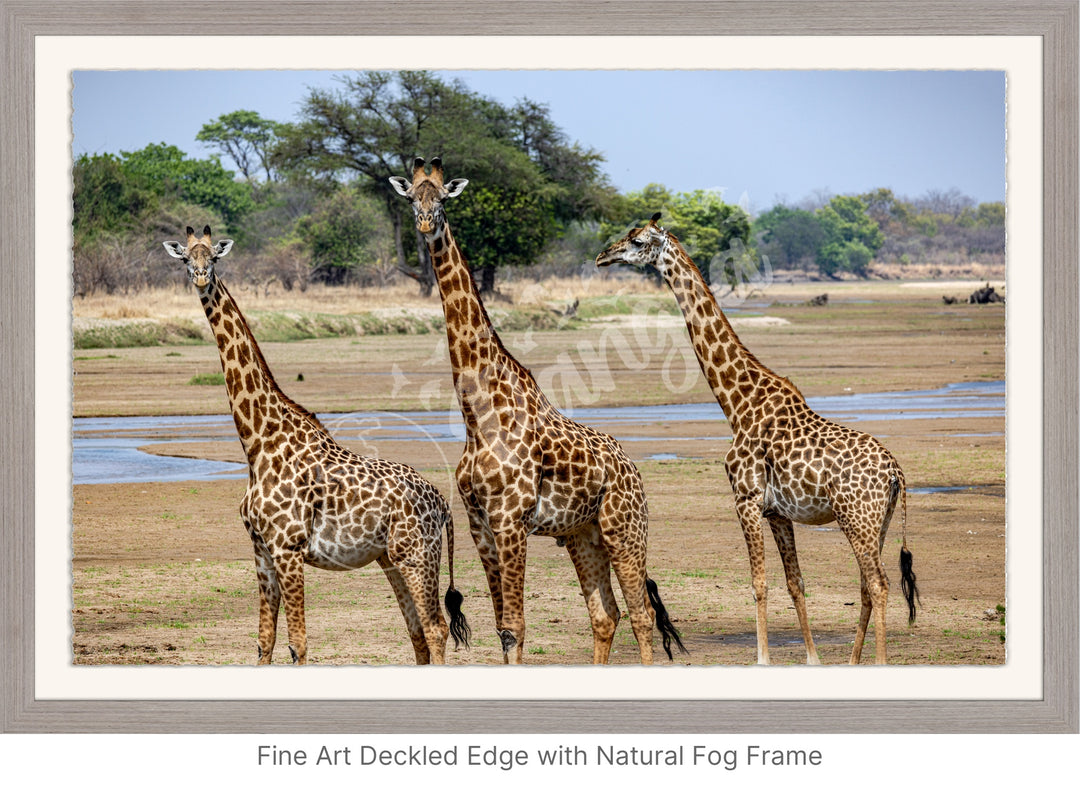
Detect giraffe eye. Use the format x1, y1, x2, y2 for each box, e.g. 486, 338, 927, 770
630, 237, 645, 249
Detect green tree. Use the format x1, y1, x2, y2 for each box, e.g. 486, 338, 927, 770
273, 70, 608, 294
754, 205, 826, 270
197, 110, 282, 183
119, 143, 254, 230
448, 184, 556, 293
975, 201, 1006, 228
273, 71, 483, 294
295, 187, 390, 285
72, 153, 158, 238
815, 195, 883, 277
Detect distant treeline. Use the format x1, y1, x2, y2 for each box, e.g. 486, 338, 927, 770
72, 71, 1005, 296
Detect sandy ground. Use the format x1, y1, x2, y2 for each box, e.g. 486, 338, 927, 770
70, 280, 1006, 667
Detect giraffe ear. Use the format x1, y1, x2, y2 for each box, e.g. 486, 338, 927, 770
444, 178, 469, 198
213, 239, 234, 258
388, 176, 411, 197
163, 241, 186, 259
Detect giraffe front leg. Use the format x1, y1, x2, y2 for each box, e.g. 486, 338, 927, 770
252, 544, 280, 665
490, 520, 527, 664
273, 550, 307, 665
766, 514, 821, 665
465, 508, 506, 661
734, 495, 771, 665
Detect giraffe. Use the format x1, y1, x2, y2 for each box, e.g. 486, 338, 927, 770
163, 225, 469, 665
390, 159, 686, 664
596, 214, 919, 665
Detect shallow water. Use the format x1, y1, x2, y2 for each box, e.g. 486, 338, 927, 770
72, 380, 1004, 485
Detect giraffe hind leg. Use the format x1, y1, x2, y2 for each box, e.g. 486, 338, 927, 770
766, 514, 821, 665
850, 578, 873, 664
377, 554, 437, 665
597, 502, 668, 665
836, 510, 891, 665
564, 523, 621, 664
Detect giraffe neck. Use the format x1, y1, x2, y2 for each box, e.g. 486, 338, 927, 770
425, 223, 540, 427
199, 275, 324, 458
658, 237, 776, 433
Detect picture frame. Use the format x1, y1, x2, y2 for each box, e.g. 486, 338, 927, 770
1, 0, 1075, 734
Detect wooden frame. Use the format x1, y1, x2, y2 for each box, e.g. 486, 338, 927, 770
2, 0, 1075, 733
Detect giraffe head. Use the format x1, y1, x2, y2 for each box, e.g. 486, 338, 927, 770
595, 212, 671, 274
163, 225, 234, 290
388, 157, 469, 236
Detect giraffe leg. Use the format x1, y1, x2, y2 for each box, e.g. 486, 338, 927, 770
251, 540, 280, 665
766, 514, 821, 665
850, 577, 873, 665
377, 554, 433, 665
734, 494, 771, 665
385, 525, 451, 665
564, 523, 621, 664
464, 504, 506, 661
597, 501, 655, 666
836, 510, 891, 665
490, 520, 528, 664
273, 549, 307, 665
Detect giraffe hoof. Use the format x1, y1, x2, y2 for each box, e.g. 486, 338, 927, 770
498, 630, 517, 655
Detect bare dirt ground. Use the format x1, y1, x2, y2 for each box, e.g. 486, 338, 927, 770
71, 279, 1007, 666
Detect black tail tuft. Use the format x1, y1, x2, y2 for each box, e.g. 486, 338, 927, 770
646, 577, 688, 660
445, 587, 471, 650
899, 547, 920, 625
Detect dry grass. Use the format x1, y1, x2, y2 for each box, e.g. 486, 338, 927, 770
72, 271, 668, 321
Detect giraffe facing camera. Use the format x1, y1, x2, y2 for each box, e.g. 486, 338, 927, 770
392, 158, 687, 665
163, 226, 469, 665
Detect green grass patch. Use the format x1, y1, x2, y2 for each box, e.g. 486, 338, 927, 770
575, 294, 679, 320
187, 372, 225, 386
74, 319, 205, 349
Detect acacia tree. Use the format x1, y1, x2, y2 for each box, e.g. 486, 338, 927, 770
272, 71, 486, 295
272, 70, 613, 295
197, 110, 282, 183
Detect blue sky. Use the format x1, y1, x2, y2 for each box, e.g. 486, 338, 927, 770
72, 69, 1005, 213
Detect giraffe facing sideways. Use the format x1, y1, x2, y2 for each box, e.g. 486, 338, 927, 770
596, 214, 918, 665
391, 159, 686, 664
164, 225, 469, 665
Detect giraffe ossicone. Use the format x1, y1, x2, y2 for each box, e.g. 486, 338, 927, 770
392, 158, 687, 665
163, 225, 469, 665
596, 214, 919, 665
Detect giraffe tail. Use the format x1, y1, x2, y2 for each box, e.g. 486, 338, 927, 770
443, 513, 471, 650
646, 577, 689, 660
892, 474, 920, 625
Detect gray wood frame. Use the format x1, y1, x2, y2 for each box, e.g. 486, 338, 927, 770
2, 0, 1075, 733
